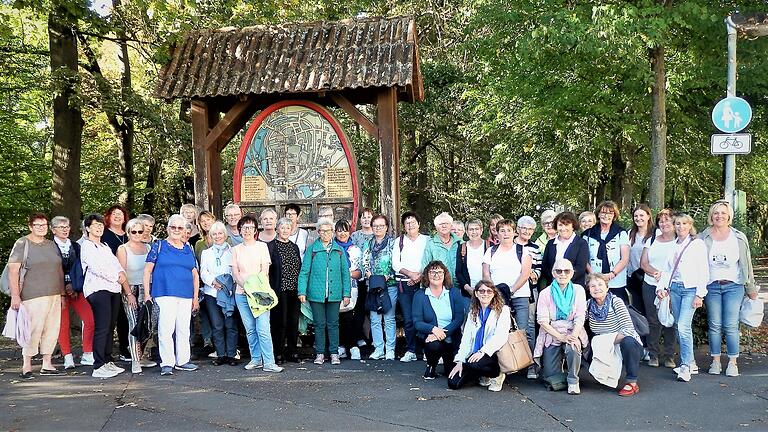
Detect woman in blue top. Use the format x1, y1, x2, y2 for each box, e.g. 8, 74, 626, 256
143, 214, 200, 376
413, 260, 466, 380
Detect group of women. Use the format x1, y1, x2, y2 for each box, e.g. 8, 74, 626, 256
5, 199, 757, 396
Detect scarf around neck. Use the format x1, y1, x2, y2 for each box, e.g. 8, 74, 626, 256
473, 306, 491, 354
335, 238, 353, 265
585, 223, 624, 273
588, 292, 613, 322
550, 280, 575, 320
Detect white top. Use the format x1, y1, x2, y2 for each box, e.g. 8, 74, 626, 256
289, 227, 309, 258
123, 244, 150, 285
708, 232, 741, 283
627, 232, 648, 275
200, 244, 233, 297
483, 246, 530, 298
554, 234, 576, 262
81, 240, 124, 297
391, 234, 429, 281
454, 305, 512, 362
466, 242, 486, 288
340, 244, 361, 313
584, 230, 629, 288
664, 237, 709, 297
642, 237, 676, 286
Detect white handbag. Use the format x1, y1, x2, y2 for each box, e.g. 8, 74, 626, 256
655, 295, 674, 328
739, 297, 764, 328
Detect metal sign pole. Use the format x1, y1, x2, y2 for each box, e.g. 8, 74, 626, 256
724, 17, 738, 203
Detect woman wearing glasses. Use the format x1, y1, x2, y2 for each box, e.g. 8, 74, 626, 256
583, 201, 630, 303
362, 214, 397, 360
7, 213, 65, 379
117, 218, 157, 373
143, 214, 200, 376
447, 281, 511, 391
534, 258, 588, 395
413, 261, 466, 380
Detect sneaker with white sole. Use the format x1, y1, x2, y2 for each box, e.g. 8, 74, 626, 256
131, 363, 142, 374
244, 360, 263, 370
369, 349, 385, 360
338, 347, 347, 359
118, 355, 132, 362
263, 364, 284, 373
567, 383, 581, 395
385, 351, 395, 361
314, 354, 325, 365
488, 372, 506, 392
160, 366, 173, 376
234, 350, 241, 360
526, 365, 538, 379
140, 359, 158, 368
330, 354, 341, 365
208, 351, 219, 359
400, 351, 417, 363
174, 362, 198, 371
676, 365, 691, 382
106, 362, 125, 374
725, 362, 739, 377
708, 361, 722, 375
479, 376, 491, 387
64, 354, 75, 370
674, 363, 699, 375
80, 352, 94, 366
350, 347, 361, 360
92, 365, 119, 378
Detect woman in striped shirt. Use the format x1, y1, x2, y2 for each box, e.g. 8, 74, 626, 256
586, 274, 643, 397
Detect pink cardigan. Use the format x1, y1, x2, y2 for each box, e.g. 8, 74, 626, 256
533, 284, 588, 359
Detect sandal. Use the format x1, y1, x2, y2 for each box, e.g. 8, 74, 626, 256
618, 382, 639, 397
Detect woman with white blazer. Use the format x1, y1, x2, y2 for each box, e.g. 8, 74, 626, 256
447, 280, 511, 391
656, 212, 709, 382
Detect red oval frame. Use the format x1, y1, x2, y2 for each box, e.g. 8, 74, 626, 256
233, 100, 360, 227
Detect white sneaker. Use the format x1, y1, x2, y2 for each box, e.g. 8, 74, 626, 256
674, 363, 699, 375
263, 364, 284, 373
725, 363, 739, 377
369, 349, 385, 360
140, 359, 158, 368
244, 360, 263, 370
357, 339, 367, 347
438, 357, 444, 365
488, 372, 506, 392
92, 365, 119, 378
567, 383, 581, 395
208, 351, 219, 359
64, 354, 75, 370
338, 347, 347, 359
350, 347, 361, 360
106, 362, 126, 374
708, 361, 722, 375
400, 351, 417, 363
677, 365, 691, 382
80, 352, 94, 366
234, 350, 241, 360
131, 363, 142, 374
385, 351, 395, 361
479, 376, 491, 387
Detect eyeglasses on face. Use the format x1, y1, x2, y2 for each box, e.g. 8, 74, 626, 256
372, 225, 387, 229
285, 211, 298, 216
429, 270, 444, 276
240, 225, 256, 231
169, 225, 185, 231
32, 223, 48, 228
554, 268, 572, 275
130, 230, 144, 234
53, 225, 70, 230
518, 226, 535, 232
476, 288, 494, 295
318, 229, 333, 234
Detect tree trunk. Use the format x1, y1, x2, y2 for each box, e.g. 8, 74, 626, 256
610, 141, 626, 207
49, 1, 83, 233
649, 45, 667, 210
115, 0, 134, 213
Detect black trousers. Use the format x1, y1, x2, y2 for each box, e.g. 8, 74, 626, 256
116, 296, 129, 357
339, 310, 356, 350
447, 353, 501, 390
424, 339, 458, 375
352, 280, 368, 343
270, 290, 301, 359
87, 290, 121, 370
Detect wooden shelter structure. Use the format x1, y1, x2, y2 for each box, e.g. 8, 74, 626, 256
154, 15, 424, 226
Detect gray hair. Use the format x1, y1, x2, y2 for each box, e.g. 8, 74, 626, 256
136, 214, 155, 224
540, 209, 557, 223
434, 212, 453, 225
553, 258, 574, 271
316, 217, 334, 230
51, 216, 70, 228
260, 208, 278, 219
224, 203, 241, 215
276, 217, 292, 230
180, 203, 198, 216
209, 221, 228, 236
318, 205, 334, 216
517, 216, 536, 228
452, 220, 464, 229
465, 219, 483, 231
166, 214, 187, 234
125, 218, 143, 233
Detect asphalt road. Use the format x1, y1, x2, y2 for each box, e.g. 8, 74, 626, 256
1, 347, 766, 431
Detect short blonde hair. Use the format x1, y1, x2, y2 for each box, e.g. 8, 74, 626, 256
673, 213, 698, 236
434, 212, 453, 225
707, 200, 734, 226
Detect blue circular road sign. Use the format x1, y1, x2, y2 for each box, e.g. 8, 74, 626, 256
712, 97, 752, 133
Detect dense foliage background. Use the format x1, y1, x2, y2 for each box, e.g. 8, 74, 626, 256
1, 0, 767, 258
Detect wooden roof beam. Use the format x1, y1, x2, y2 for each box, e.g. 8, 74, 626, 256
199, 96, 258, 151
329, 93, 379, 139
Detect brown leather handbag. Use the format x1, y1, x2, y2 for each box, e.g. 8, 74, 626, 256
497, 316, 534, 374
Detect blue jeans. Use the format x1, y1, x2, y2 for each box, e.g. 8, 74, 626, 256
510, 297, 532, 351
705, 282, 745, 358
235, 294, 275, 366
370, 286, 398, 354
619, 336, 643, 382
310, 301, 341, 355
203, 294, 238, 358
669, 282, 697, 367
397, 281, 418, 353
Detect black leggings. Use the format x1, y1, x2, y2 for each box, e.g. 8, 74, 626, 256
447, 353, 501, 390
87, 290, 121, 370
424, 339, 457, 375
270, 290, 301, 358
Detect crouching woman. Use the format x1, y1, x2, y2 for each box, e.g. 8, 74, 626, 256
448, 280, 511, 391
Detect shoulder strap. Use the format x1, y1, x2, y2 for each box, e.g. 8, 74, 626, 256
461, 242, 467, 258
516, 243, 523, 262
22, 237, 29, 265
399, 234, 405, 252
490, 244, 499, 258
666, 238, 693, 289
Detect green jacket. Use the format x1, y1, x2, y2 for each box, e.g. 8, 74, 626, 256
699, 227, 756, 295
298, 239, 351, 302
421, 233, 461, 287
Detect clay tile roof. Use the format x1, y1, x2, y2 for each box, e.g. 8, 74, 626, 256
154, 15, 423, 102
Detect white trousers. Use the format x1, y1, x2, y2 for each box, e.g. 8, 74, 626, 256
155, 296, 192, 368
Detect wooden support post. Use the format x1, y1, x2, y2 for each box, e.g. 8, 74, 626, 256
207, 108, 223, 218
191, 100, 210, 212
376, 87, 401, 232
329, 93, 379, 139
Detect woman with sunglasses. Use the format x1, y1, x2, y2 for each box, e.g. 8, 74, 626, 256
534, 258, 588, 395
117, 218, 157, 374
413, 261, 466, 380
447, 280, 511, 391
363, 214, 397, 360
143, 214, 200, 376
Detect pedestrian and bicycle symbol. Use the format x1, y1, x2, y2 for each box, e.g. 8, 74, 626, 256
711, 133, 751, 155
712, 97, 752, 133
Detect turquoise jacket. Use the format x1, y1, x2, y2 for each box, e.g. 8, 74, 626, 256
298, 239, 351, 302
421, 233, 461, 287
